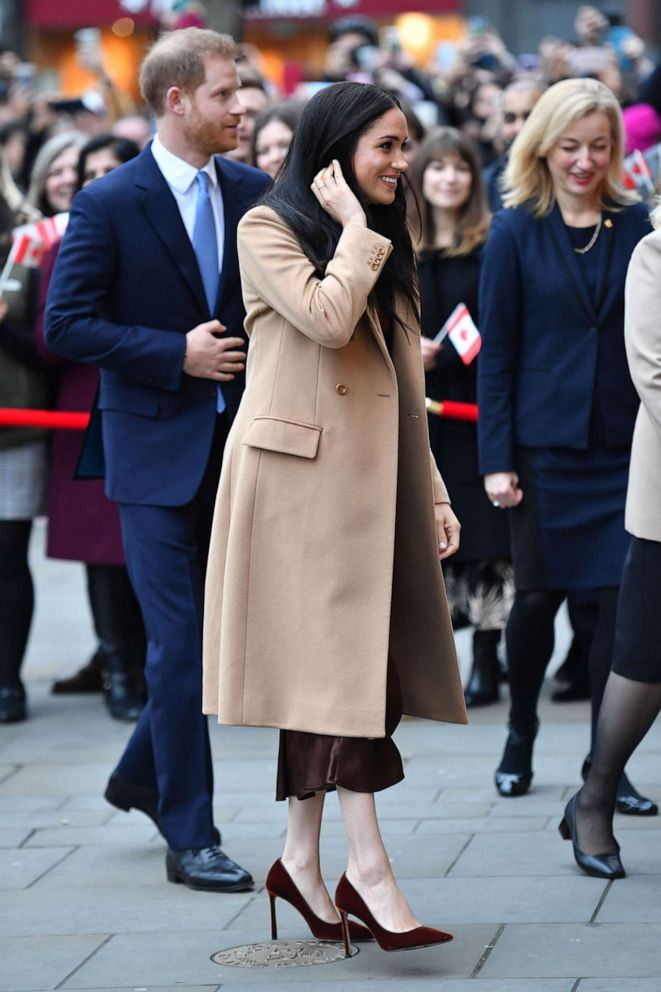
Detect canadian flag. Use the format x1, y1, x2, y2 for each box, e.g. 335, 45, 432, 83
622, 149, 654, 195
445, 303, 481, 365
9, 213, 69, 269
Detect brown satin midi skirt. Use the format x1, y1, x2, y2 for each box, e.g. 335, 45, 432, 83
275, 655, 405, 801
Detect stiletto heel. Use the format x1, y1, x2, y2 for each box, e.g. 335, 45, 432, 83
269, 891, 278, 940
559, 793, 625, 880
339, 911, 351, 958
265, 859, 372, 943
334, 873, 453, 953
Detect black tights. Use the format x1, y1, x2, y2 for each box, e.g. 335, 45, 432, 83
0, 520, 33, 687
505, 586, 619, 740
578, 672, 661, 855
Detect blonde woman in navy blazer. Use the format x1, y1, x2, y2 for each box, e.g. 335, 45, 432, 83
477, 78, 653, 812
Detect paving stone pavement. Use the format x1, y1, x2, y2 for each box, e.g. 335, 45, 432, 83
1, 521, 660, 990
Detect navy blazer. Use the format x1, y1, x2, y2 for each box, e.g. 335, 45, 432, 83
45, 146, 269, 506
477, 200, 650, 475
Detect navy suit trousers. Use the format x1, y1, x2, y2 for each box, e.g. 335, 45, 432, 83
115, 414, 228, 850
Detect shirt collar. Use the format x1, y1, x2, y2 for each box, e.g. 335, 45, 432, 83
151, 134, 219, 194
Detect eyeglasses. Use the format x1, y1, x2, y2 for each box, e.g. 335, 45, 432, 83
503, 110, 532, 125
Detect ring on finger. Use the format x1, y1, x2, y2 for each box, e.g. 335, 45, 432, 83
491, 500, 501, 507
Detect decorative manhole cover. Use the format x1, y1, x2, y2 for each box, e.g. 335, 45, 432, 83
211, 938, 358, 968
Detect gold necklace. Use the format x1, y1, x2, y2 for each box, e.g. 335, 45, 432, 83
573, 214, 603, 254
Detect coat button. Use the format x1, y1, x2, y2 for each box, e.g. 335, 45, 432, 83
335, 383, 348, 395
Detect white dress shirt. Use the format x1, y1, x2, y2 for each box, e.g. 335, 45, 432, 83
151, 134, 225, 277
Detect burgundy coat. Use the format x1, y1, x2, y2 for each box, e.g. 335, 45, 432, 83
37, 242, 125, 565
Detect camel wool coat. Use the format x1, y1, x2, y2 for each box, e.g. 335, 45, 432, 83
202, 205, 467, 738
624, 229, 661, 541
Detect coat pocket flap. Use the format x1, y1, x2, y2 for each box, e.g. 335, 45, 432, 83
244, 417, 322, 459
98, 387, 159, 418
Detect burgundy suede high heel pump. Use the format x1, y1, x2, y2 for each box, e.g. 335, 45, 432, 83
334, 872, 453, 956
265, 859, 372, 943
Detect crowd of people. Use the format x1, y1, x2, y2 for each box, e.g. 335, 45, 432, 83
0, 0, 661, 951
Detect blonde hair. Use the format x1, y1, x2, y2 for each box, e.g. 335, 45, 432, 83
503, 77, 637, 217
140, 28, 236, 117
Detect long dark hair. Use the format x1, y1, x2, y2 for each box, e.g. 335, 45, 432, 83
76, 134, 140, 192
260, 82, 419, 330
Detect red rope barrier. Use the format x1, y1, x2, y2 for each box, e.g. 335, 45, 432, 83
0, 408, 90, 430
425, 398, 479, 422
0, 401, 480, 430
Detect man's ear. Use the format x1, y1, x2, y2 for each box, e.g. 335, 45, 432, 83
165, 85, 187, 116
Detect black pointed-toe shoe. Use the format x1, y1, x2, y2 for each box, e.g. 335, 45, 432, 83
105, 772, 221, 845
494, 721, 538, 797
581, 757, 658, 817
559, 794, 625, 880
166, 845, 254, 892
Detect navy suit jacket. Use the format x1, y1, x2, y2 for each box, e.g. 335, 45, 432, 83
477, 200, 651, 475
45, 146, 269, 506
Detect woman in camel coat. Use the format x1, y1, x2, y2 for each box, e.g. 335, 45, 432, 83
203, 82, 466, 953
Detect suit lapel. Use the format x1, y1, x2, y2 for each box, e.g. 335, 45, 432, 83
134, 148, 208, 315
547, 203, 596, 321
593, 208, 617, 316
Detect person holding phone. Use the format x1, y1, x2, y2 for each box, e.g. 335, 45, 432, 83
203, 81, 466, 953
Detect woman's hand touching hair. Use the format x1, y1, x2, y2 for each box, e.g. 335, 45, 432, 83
311, 159, 367, 229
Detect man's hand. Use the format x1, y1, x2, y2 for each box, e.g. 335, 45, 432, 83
183, 321, 246, 381
435, 502, 461, 561
484, 471, 523, 509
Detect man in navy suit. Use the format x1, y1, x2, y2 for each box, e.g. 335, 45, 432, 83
46, 29, 269, 891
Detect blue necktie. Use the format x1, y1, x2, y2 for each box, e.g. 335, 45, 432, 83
192, 170, 224, 413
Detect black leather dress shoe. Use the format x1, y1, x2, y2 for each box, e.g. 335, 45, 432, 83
166, 845, 254, 892
52, 655, 103, 694
105, 772, 222, 845
0, 685, 26, 723
559, 794, 625, 879
581, 757, 658, 817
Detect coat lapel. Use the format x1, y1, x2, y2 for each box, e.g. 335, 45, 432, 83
593, 208, 617, 316
547, 203, 596, 320
365, 299, 395, 369
134, 147, 208, 315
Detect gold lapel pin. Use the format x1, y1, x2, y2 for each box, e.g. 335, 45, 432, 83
604, 219, 613, 228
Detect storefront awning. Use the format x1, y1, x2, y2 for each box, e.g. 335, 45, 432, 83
243, 0, 460, 21
25, 0, 158, 29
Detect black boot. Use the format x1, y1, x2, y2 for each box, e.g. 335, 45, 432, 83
464, 629, 500, 707
495, 720, 539, 797
87, 564, 146, 722
0, 684, 26, 723
581, 756, 658, 817
101, 655, 144, 722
